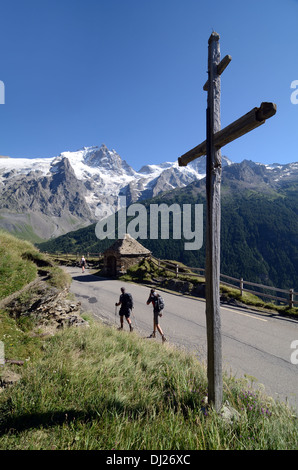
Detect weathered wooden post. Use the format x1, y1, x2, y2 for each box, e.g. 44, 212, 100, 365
178, 32, 276, 412
240, 278, 244, 297
289, 289, 294, 309
205, 32, 222, 410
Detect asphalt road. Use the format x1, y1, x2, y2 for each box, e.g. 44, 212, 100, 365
67, 266, 298, 411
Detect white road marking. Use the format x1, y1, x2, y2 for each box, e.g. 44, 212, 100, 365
221, 306, 268, 322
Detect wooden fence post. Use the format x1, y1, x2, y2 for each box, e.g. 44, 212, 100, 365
289, 289, 294, 308
240, 278, 244, 297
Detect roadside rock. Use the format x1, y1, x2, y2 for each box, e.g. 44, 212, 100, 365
191, 283, 206, 298
0, 369, 22, 391
1, 278, 88, 335
220, 401, 241, 425
163, 278, 194, 294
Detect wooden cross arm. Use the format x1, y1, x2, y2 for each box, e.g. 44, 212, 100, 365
203, 55, 232, 91
178, 102, 277, 167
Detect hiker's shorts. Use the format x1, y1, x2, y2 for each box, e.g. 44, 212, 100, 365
119, 307, 131, 318
153, 310, 162, 325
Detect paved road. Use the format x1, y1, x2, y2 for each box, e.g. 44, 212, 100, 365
67, 267, 298, 411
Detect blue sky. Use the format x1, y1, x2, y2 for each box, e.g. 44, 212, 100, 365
0, 0, 297, 169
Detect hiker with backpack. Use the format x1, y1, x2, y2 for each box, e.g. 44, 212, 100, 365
80, 256, 86, 273
115, 287, 134, 332
146, 288, 166, 342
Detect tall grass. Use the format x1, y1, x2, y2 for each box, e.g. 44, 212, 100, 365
0, 320, 297, 450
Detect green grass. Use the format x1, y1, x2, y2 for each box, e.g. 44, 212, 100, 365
45, 266, 72, 290
220, 285, 298, 317
0, 317, 297, 450
10, 223, 46, 244
119, 258, 178, 284
0, 231, 39, 299
0, 309, 44, 365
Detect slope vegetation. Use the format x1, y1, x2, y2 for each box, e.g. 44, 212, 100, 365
0, 231, 41, 300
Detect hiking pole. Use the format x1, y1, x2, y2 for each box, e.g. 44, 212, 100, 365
115, 304, 117, 326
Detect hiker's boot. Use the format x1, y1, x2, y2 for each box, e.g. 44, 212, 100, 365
162, 335, 167, 343
130, 325, 133, 332
148, 332, 156, 338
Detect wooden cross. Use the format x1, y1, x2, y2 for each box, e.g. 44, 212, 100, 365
178, 32, 276, 411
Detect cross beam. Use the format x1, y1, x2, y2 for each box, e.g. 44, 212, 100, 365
178, 102, 276, 167
178, 32, 276, 412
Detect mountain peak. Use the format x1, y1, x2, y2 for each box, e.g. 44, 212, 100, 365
81, 145, 135, 176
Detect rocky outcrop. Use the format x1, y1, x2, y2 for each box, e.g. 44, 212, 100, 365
0, 277, 88, 335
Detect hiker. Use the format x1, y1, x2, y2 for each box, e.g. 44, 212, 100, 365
146, 288, 166, 342
115, 287, 134, 332
80, 256, 86, 273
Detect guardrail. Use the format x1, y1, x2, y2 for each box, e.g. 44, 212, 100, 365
150, 255, 298, 308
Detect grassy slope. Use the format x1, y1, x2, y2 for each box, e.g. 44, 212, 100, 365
0, 320, 297, 450
0, 230, 71, 300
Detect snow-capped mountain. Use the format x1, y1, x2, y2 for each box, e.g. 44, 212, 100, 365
0, 144, 214, 239
0, 144, 296, 241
